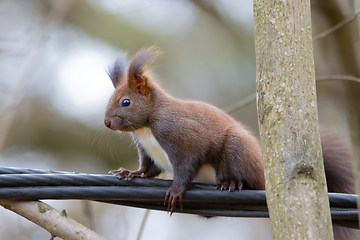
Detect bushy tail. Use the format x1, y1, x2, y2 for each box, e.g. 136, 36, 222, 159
320, 126, 359, 239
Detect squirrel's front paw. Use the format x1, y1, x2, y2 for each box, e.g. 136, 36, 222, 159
109, 167, 143, 180
164, 185, 185, 215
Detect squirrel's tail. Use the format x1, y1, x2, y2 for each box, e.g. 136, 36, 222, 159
320, 126, 359, 239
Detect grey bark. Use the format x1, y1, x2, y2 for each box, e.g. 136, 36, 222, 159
253, 0, 333, 239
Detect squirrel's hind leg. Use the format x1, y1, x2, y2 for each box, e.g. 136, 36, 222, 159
216, 126, 264, 191
216, 179, 244, 192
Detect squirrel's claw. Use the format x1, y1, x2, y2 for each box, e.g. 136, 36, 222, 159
164, 185, 184, 215
109, 167, 143, 180
216, 179, 244, 192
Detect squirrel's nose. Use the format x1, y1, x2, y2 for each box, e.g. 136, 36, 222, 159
104, 118, 112, 129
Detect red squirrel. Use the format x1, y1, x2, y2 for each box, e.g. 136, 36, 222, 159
104, 47, 265, 212
103, 47, 355, 236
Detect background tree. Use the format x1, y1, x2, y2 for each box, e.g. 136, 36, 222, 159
254, 0, 333, 239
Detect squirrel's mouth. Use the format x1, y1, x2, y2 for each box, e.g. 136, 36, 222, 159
104, 116, 140, 132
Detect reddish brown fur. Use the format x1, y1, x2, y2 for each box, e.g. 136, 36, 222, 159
104, 47, 357, 239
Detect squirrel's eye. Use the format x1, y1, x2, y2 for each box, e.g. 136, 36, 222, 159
121, 99, 131, 107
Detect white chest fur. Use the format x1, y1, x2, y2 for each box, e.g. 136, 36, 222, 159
133, 127, 218, 185
133, 127, 173, 174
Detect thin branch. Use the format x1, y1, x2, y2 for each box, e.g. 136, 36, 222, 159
0, 0, 75, 151
136, 209, 150, 240
316, 75, 360, 84
223, 75, 360, 114
190, 0, 242, 42
223, 93, 256, 114
0, 200, 107, 240
313, 8, 360, 42
0, 97, 24, 119
82, 200, 95, 230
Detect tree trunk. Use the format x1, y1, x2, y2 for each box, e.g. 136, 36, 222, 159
253, 0, 333, 239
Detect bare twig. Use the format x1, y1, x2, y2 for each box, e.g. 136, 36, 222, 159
82, 201, 95, 230
222, 75, 360, 114
0, 0, 75, 151
316, 75, 360, 83
0, 97, 24, 119
313, 8, 360, 42
191, 0, 242, 41
0, 200, 107, 240
223, 93, 256, 114
136, 209, 150, 240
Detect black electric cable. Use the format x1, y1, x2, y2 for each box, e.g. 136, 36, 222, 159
0, 167, 357, 229
0, 172, 355, 207
0, 167, 70, 175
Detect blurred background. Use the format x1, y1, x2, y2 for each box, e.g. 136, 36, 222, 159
0, 0, 359, 239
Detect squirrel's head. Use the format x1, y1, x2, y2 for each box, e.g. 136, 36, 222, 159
104, 46, 161, 132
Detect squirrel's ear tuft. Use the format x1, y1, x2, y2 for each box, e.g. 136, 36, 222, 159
127, 46, 162, 95
107, 53, 128, 88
